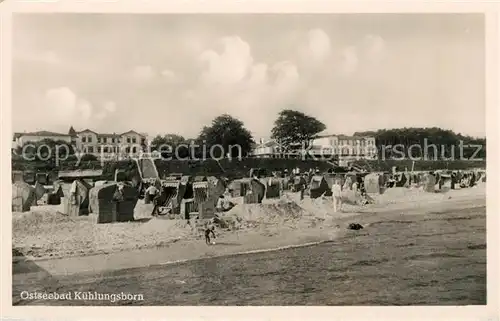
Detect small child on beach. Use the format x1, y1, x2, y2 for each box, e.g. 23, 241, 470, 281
205, 225, 216, 245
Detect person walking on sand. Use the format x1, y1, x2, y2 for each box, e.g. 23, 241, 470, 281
205, 225, 216, 245
331, 179, 343, 213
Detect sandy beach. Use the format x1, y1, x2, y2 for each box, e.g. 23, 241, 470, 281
12, 184, 486, 277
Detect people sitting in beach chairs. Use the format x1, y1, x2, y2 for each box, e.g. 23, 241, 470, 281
151, 189, 169, 217
216, 194, 234, 213
145, 184, 159, 204
387, 175, 396, 188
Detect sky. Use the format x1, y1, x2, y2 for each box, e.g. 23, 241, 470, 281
12, 13, 485, 140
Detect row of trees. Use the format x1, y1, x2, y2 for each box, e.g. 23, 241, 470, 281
12, 109, 486, 166
12, 139, 100, 170
354, 128, 486, 159
146, 112, 489, 161
150, 110, 326, 159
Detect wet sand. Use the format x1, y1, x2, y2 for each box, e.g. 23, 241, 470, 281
13, 200, 486, 306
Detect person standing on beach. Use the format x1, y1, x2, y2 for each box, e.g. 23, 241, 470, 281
299, 174, 307, 201
205, 225, 216, 245
331, 179, 342, 212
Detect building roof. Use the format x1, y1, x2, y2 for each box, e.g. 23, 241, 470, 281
77, 129, 99, 135
74, 129, 146, 137
120, 130, 146, 137
255, 139, 279, 148
13, 131, 71, 138
58, 169, 103, 179
97, 133, 120, 137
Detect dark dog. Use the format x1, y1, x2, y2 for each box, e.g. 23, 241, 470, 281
348, 223, 364, 230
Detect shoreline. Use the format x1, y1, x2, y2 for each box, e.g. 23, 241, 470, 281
26, 226, 341, 276
17, 203, 486, 277
150, 239, 337, 268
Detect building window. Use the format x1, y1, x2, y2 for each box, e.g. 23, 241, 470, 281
103, 147, 108, 153
87, 146, 94, 153
88, 136, 92, 143
97, 146, 101, 153
112, 138, 115, 143
82, 136, 86, 143
132, 137, 137, 144
97, 137, 101, 143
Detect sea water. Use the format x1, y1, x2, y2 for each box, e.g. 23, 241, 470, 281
17, 206, 486, 306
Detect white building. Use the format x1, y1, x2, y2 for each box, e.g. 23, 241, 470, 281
309, 134, 378, 160
12, 131, 73, 150
72, 128, 148, 159
13, 127, 149, 160
252, 134, 377, 160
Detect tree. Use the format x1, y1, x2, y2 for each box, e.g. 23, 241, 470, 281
197, 114, 254, 159
14, 139, 75, 160
12, 139, 76, 170
150, 134, 190, 159
271, 109, 326, 153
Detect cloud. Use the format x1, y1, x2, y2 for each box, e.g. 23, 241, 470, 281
363, 34, 387, 62
271, 61, 300, 94
341, 46, 359, 75
199, 36, 253, 85
306, 29, 332, 62
96, 101, 117, 120
184, 36, 307, 136
44, 87, 94, 128
95, 111, 107, 120
14, 50, 61, 65
43, 88, 118, 129
247, 63, 269, 87
103, 101, 117, 113
297, 29, 333, 71
77, 99, 93, 121
131, 65, 156, 81
161, 69, 177, 82
45, 87, 78, 119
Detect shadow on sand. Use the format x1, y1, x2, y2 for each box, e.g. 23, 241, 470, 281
133, 217, 153, 223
